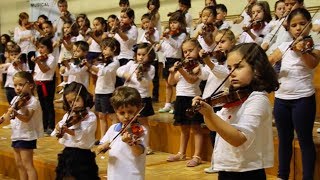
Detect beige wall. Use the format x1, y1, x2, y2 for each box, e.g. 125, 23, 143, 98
1, 0, 319, 35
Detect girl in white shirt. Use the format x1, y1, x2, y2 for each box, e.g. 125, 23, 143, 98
1, 71, 43, 180
51, 82, 99, 180
268, 8, 320, 180
117, 42, 155, 155
82, 37, 120, 139
193, 43, 279, 179
166, 38, 204, 167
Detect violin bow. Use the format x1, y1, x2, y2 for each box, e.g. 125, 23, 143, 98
97, 105, 145, 154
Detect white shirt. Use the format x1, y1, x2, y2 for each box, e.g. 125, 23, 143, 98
238, 22, 272, 45
51, 110, 97, 149
5, 63, 29, 88
176, 73, 201, 97
137, 28, 160, 44
241, 11, 251, 26
88, 38, 101, 53
114, 26, 138, 59
33, 53, 57, 81
62, 63, 89, 88
53, 12, 75, 38
95, 57, 120, 94
14, 27, 36, 53
185, 12, 193, 35
58, 36, 77, 63
198, 64, 229, 99
160, 33, 186, 58
213, 91, 274, 172
11, 95, 44, 141
117, 60, 155, 98
275, 41, 319, 100
100, 123, 147, 180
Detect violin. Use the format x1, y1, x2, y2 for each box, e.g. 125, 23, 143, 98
25, 22, 36, 30
291, 35, 314, 54
34, 54, 48, 62
163, 28, 180, 38
201, 23, 216, 36
203, 50, 227, 65
56, 107, 88, 138
136, 63, 150, 81
124, 121, 145, 146
175, 58, 201, 74
246, 20, 265, 31
186, 88, 252, 117
8, 93, 31, 119
120, 24, 131, 32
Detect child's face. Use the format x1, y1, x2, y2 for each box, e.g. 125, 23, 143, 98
215, 33, 235, 52
38, 43, 49, 55
42, 23, 53, 35
37, 17, 45, 24
201, 9, 215, 24
63, 23, 72, 34
119, 3, 129, 11
65, 92, 84, 110
179, 3, 189, 12
289, 14, 311, 39
120, 12, 132, 26
72, 45, 86, 58
248, 0, 257, 4
141, 18, 151, 30
148, 4, 156, 11
182, 41, 199, 60
9, 51, 20, 61
115, 104, 139, 125
93, 20, 104, 31
77, 17, 85, 27
13, 77, 32, 95
58, 2, 68, 13
136, 48, 149, 64
284, 0, 298, 13
169, 21, 180, 32
1, 36, 7, 44
205, 0, 215, 7
108, 17, 117, 28
102, 46, 114, 58
21, 18, 29, 25
216, 9, 226, 21
275, 2, 286, 19
227, 51, 254, 89
251, 5, 264, 21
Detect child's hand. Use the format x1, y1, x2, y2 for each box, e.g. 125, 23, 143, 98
60, 66, 66, 74
123, 72, 131, 82
121, 131, 133, 144
154, 43, 161, 52
169, 61, 181, 72
192, 96, 214, 117
55, 123, 61, 132
96, 142, 110, 154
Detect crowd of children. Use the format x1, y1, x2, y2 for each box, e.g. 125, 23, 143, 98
0, 0, 319, 179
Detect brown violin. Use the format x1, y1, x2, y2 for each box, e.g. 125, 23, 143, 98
175, 58, 201, 74
34, 54, 48, 62
248, 20, 265, 31
136, 63, 150, 81
291, 36, 314, 54
56, 107, 88, 138
8, 93, 31, 119
186, 88, 252, 117
124, 121, 145, 146
203, 50, 227, 65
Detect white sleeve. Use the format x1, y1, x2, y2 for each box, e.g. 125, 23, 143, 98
165, 33, 187, 49
14, 27, 21, 43
116, 60, 134, 77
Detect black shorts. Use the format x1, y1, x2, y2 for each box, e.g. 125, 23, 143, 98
162, 58, 180, 80
173, 96, 204, 126
140, 97, 155, 117
12, 140, 37, 149
95, 93, 115, 114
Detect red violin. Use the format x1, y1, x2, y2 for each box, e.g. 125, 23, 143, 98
34, 54, 48, 62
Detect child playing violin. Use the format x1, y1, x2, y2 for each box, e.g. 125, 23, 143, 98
116, 42, 155, 155
193, 43, 279, 179
51, 82, 99, 180
96, 86, 147, 180
32, 36, 58, 136
1, 71, 43, 180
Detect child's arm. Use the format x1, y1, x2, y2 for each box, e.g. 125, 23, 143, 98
292, 38, 320, 69
268, 48, 282, 65
168, 62, 180, 86
165, 33, 187, 49
13, 108, 35, 123
178, 66, 199, 84
32, 55, 54, 73
122, 132, 145, 156
116, 61, 133, 82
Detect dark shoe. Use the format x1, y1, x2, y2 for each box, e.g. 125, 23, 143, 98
152, 97, 159, 102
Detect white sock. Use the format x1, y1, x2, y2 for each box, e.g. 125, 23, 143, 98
164, 103, 171, 108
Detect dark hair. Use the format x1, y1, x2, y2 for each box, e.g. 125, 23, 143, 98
18, 12, 29, 26
111, 86, 142, 110
287, 7, 311, 26
58, 0, 67, 5
202, 5, 217, 18
10, 44, 21, 53
147, 0, 160, 12
229, 43, 279, 93
216, 4, 228, 13
38, 14, 48, 21
121, 8, 135, 24
63, 20, 79, 37
141, 13, 152, 21
168, 10, 187, 35
107, 14, 118, 32
13, 71, 36, 94
37, 36, 53, 53
179, 0, 191, 8
274, 0, 284, 20
63, 82, 94, 111
73, 40, 89, 53
133, 42, 156, 65
119, 0, 129, 6
100, 37, 121, 56
1, 34, 11, 44
94, 17, 107, 32
76, 14, 91, 29
249, 1, 272, 23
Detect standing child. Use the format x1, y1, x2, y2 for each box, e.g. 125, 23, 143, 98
157, 10, 187, 113
76, 14, 91, 41
193, 43, 279, 179
166, 38, 204, 167
82, 37, 120, 139
239, 1, 273, 45
268, 8, 320, 180
51, 82, 99, 180
0, 71, 43, 180
147, 0, 161, 36
116, 42, 155, 154
32, 36, 58, 136
215, 4, 231, 30
96, 86, 147, 180
178, 0, 193, 35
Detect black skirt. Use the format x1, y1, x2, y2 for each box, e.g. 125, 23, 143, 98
140, 97, 155, 117
173, 96, 204, 126
55, 147, 100, 180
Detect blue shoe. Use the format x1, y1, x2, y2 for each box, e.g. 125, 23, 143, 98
158, 107, 171, 113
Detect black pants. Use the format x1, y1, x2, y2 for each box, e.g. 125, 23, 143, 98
36, 79, 56, 130
152, 60, 159, 100
218, 169, 266, 180
5, 87, 16, 104
21, 51, 36, 72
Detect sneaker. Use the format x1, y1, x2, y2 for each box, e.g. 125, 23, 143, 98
204, 166, 218, 174
158, 106, 171, 113
2, 124, 12, 129
146, 147, 154, 155
317, 128, 320, 133
169, 109, 174, 114
54, 97, 64, 103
